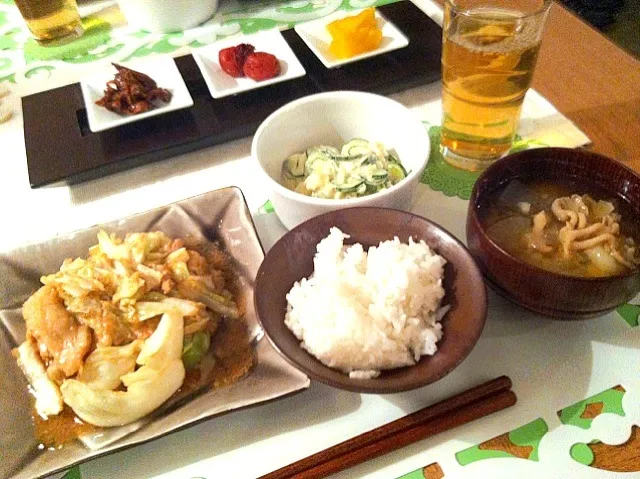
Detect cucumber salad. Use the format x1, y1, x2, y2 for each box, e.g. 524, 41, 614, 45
281, 139, 409, 199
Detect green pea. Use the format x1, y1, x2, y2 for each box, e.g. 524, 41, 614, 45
182, 331, 211, 369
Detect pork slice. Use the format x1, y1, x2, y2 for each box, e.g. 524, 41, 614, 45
22, 285, 92, 381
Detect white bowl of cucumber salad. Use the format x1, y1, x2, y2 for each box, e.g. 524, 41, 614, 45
252, 91, 430, 230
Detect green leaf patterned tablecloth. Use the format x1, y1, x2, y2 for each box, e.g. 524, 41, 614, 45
420, 126, 550, 201
0, 0, 398, 86
396, 382, 640, 478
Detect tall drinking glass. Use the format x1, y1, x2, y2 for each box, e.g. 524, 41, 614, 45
14, 0, 83, 44
440, 0, 551, 171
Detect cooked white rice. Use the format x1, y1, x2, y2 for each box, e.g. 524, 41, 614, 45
284, 227, 447, 379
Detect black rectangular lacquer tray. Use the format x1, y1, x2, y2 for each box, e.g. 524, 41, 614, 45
23, 0, 442, 188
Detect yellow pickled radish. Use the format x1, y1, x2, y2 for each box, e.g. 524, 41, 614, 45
327, 8, 383, 59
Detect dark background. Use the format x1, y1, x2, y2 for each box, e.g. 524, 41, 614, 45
560, 0, 640, 58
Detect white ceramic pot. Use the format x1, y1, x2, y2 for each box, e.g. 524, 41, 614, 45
252, 91, 431, 230
117, 0, 219, 33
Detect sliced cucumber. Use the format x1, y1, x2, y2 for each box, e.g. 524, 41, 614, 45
335, 178, 365, 193
346, 138, 369, 147
306, 150, 330, 164
307, 146, 339, 157
372, 169, 389, 180
371, 170, 389, 185
350, 146, 372, 156
364, 183, 379, 195
284, 153, 306, 177
388, 150, 401, 163
362, 173, 388, 187
342, 139, 371, 156
331, 154, 359, 162
388, 162, 407, 184
360, 154, 378, 166
283, 140, 408, 198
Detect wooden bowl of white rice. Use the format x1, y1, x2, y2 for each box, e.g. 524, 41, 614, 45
255, 207, 487, 393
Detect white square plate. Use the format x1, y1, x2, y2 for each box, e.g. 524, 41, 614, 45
192, 29, 306, 99
294, 9, 409, 68
80, 56, 194, 133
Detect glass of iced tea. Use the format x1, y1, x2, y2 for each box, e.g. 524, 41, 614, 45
440, 0, 551, 171
14, 0, 83, 43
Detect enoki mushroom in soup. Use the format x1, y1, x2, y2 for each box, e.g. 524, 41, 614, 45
532, 194, 638, 275
482, 180, 640, 278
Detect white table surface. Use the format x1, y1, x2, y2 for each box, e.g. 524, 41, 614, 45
1, 1, 639, 478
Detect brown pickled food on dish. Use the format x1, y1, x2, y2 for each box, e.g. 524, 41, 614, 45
96, 63, 172, 115
480, 179, 640, 277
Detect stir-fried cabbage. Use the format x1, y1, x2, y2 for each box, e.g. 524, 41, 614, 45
136, 296, 203, 321
61, 313, 185, 427
76, 340, 142, 390
16, 230, 241, 428
14, 340, 63, 417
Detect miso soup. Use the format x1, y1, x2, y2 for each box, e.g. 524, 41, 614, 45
480, 179, 640, 278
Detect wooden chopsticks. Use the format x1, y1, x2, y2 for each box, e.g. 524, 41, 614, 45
259, 376, 516, 479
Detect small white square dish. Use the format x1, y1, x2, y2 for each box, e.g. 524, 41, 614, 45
80, 56, 194, 133
294, 9, 409, 68
193, 29, 306, 99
